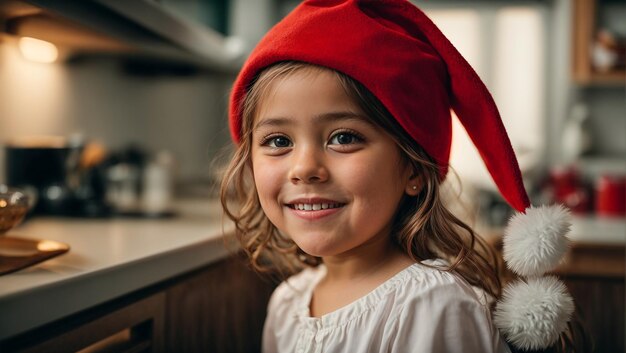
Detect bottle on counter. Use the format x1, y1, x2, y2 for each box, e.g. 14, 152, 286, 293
106, 163, 141, 212
141, 150, 175, 215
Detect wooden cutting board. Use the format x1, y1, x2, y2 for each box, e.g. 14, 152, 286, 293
0, 236, 69, 276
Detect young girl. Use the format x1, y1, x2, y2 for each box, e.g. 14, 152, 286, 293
221, 1, 575, 352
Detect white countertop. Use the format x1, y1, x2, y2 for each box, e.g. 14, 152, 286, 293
0, 198, 234, 340
478, 215, 626, 246
569, 215, 626, 245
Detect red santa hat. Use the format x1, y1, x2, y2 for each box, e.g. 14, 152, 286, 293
230, 0, 529, 211
229, 0, 574, 350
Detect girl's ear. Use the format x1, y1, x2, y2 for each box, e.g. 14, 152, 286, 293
405, 172, 423, 196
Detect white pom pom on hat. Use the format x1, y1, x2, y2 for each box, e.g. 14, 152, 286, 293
494, 276, 575, 351
503, 205, 572, 277
494, 204, 575, 351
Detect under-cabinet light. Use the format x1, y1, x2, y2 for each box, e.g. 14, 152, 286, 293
18, 37, 58, 63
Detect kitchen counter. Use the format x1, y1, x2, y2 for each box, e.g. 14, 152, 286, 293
568, 215, 626, 245
2, 199, 623, 344
481, 214, 625, 275
479, 214, 626, 246
0, 198, 234, 340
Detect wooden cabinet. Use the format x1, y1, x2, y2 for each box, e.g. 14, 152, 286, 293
164, 255, 275, 353
554, 243, 625, 353
572, 0, 626, 85
0, 255, 276, 353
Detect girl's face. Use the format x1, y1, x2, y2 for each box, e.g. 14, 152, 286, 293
251, 68, 415, 258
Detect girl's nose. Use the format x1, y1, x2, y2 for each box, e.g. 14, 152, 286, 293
288, 146, 329, 184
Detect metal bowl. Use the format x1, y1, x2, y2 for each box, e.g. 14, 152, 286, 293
0, 186, 33, 235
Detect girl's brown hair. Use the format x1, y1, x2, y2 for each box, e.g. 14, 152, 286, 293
220, 61, 502, 300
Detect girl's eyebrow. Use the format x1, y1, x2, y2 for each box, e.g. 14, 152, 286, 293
254, 111, 371, 131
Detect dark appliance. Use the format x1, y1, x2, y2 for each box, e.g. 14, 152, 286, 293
4, 136, 108, 216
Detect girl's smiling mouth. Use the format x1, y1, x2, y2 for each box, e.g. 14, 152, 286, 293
289, 202, 343, 211
284, 198, 346, 220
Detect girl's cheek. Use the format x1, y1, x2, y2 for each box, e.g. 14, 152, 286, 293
336, 156, 385, 187
337, 155, 406, 199
253, 158, 282, 194
253, 162, 286, 228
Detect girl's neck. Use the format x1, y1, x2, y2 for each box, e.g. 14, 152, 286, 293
310, 237, 415, 318
321, 237, 413, 283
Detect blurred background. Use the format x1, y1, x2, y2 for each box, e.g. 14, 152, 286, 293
0, 0, 624, 221
0, 0, 624, 351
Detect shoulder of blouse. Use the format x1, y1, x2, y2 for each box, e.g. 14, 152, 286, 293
266, 266, 324, 312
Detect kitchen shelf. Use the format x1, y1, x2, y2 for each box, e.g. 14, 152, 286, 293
575, 71, 625, 86
572, 0, 626, 86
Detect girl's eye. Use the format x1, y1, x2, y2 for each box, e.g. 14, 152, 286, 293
264, 135, 292, 148
329, 132, 363, 145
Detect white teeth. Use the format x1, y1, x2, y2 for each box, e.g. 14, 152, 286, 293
293, 203, 341, 211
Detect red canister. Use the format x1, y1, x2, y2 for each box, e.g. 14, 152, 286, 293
548, 166, 591, 214
595, 175, 626, 217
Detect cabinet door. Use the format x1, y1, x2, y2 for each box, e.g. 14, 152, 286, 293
5, 292, 165, 353
564, 277, 624, 353
165, 255, 276, 353
557, 243, 625, 353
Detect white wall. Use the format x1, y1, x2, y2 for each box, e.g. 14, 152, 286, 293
0, 43, 234, 184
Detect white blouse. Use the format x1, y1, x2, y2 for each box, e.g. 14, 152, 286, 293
262, 259, 512, 353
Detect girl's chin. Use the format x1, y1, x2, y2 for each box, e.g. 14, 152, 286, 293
294, 244, 327, 258
283, 228, 351, 257
292, 239, 345, 258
